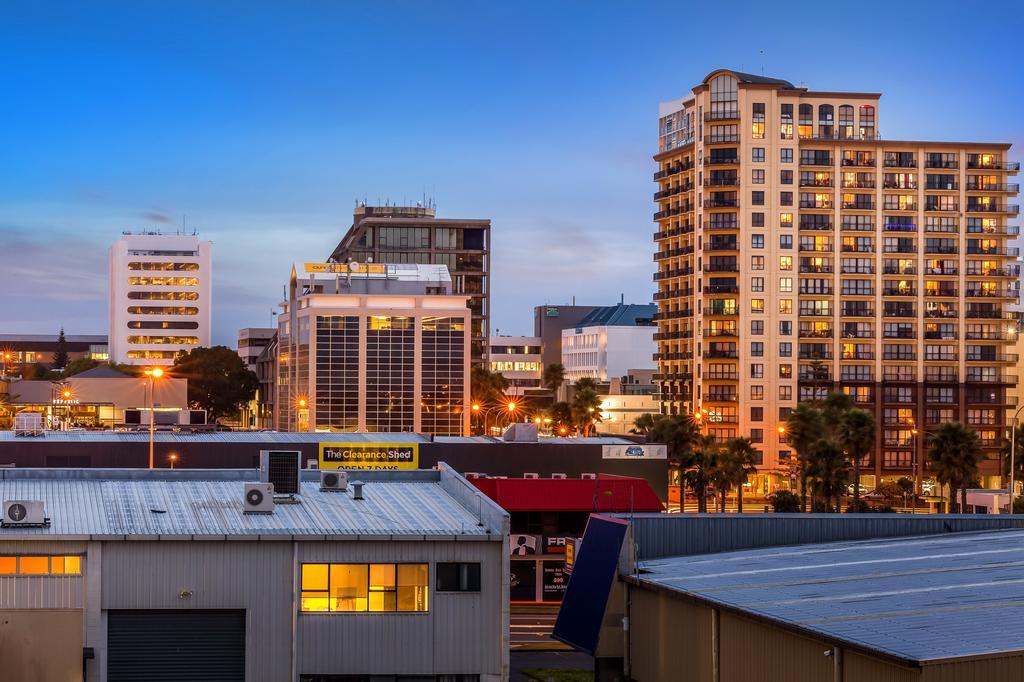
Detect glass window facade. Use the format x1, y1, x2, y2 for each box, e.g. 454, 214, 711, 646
300, 563, 429, 613
315, 316, 360, 431
365, 316, 415, 432
421, 317, 466, 436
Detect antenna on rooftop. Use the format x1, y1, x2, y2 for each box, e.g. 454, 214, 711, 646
759, 49, 765, 76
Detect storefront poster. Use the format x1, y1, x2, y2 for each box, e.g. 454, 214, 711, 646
318, 443, 418, 470
510, 534, 540, 556
542, 562, 568, 601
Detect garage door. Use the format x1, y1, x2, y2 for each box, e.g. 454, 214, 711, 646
107, 610, 245, 682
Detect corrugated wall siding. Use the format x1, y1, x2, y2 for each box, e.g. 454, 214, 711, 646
0, 540, 88, 609
102, 541, 294, 682
628, 588, 712, 682
297, 540, 503, 678
628, 514, 1024, 560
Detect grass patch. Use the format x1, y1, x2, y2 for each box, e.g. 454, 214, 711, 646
523, 669, 593, 682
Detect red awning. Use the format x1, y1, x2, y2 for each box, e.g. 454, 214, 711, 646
470, 475, 663, 513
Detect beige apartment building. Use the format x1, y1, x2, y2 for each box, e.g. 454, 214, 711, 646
654, 69, 1020, 492
275, 262, 471, 435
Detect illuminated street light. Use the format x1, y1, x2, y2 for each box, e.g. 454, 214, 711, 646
143, 368, 165, 469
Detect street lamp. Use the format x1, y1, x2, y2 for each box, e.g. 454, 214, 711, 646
168, 453, 179, 469
911, 427, 920, 512
144, 367, 164, 469
1, 352, 10, 379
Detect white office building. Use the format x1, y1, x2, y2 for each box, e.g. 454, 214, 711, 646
489, 335, 543, 397
561, 304, 658, 382
237, 327, 276, 368
109, 232, 212, 365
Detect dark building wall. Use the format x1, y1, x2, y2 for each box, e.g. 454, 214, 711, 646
0, 439, 669, 501
533, 305, 599, 368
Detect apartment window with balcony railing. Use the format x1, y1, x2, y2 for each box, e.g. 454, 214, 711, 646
883, 344, 915, 361
924, 301, 958, 318
884, 151, 916, 168
841, 278, 874, 295
883, 408, 916, 426
883, 302, 915, 318
883, 258, 915, 275
885, 386, 915, 403
967, 367, 1000, 383
884, 173, 917, 190
884, 216, 916, 232
925, 238, 957, 254
800, 278, 831, 295
842, 216, 874, 232
800, 214, 832, 231
751, 102, 765, 139
838, 105, 854, 139
842, 150, 875, 167
843, 385, 874, 404
884, 194, 918, 211
926, 216, 958, 233
801, 300, 833, 316
841, 342, 873, 360
883, 366, 916, 382
967, 409, 998, 426
801, 386, 831, 401
923, 259, 955, 276
925, 323, 957, 340
925, 152, 958, 169
926, 408, 956, 425
842, 193, 875, 210
925, 387, 955, 404
800, 192, 832, 209
842, 322, 874, 339
800, 171, 833, 187
925, 195, 958, 212
800, 150, 833, 166
798, 103, 813, 138
925, 345, 957, 362
883, 450, 914, 468
926, 174, 958, 191
883, 238, 916, 254
924, 367, 957, 385
883, 323, 915, 339
842, 236, 874, 253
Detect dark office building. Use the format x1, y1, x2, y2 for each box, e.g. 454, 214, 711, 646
329, 203, 490, 365
533, 304, 599, 368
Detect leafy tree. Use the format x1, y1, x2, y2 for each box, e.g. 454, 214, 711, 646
837, 408, 875, 506
786, 402, 825, 512
62, 357, 101, 377
542, 363, 565, 396
805, 439, 850, 512
768, 490, 801, 513
52, 328, 69, 369
895, 477, 915, 499
21, 362, 56, 381
928, 421, 983, 513
648, 414, 701, 511
631, 413, 657, 436
172, 346, 258, 423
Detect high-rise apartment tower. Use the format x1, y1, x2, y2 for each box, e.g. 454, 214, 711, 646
654, 69, 1020, 492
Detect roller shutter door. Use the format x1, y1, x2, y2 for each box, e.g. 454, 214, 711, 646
107, 609, 245, 681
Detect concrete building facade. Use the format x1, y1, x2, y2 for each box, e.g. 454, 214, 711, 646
653, 68, 1020, 489
0, 466, 508, 682
533, 304, 599, 369
276, 262, 470, 435
489, 335, 543, 398
237, 327, 276, 368
561, 304, 657, 383
329, 204, 490, 367
0, 333, 108, 373
109, 232, 213, 366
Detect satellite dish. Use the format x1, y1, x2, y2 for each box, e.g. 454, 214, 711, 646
350, 261, 362, 272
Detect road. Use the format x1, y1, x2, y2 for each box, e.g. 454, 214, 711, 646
511, 606, 566, 650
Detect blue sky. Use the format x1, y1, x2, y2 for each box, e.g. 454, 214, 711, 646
1, 1, 1021, 345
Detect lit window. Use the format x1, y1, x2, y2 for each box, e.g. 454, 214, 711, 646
751, 299, 765, 313
300, 563, 428, 613
779, 299, 793, 314
0, 557, 15, 574
780, 278, 793, 292
18, 557, 49, 575
780, 213, 793, 227
51, 556, 82, 575
779, 256, 793, 270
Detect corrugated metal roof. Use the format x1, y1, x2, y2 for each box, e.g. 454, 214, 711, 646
0, 469, 497, 539
633, 529, 1024, 663
576, 303, 657, 328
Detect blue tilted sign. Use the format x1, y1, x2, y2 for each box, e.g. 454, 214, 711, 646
551, 514, 629, 655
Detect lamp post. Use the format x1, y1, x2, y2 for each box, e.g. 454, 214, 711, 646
1, 352, 10, 379
168, 453, 178, 469
144, 367, 164, 469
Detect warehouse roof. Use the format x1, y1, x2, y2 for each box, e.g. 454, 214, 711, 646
0, 431, 634, 445
630, 529, 1024, 665
0, 466, 507, 540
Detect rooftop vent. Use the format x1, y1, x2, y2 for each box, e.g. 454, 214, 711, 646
350, 481, 365, 500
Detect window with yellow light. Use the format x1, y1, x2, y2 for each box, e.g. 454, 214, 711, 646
300, 563, 428, 613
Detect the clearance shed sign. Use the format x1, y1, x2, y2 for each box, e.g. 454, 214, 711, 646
318, 442, 419, 470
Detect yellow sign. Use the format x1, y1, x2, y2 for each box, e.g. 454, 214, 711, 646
319, 442, 419, 470
304, 262, 387, 275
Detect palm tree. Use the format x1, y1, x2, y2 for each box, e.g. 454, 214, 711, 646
471, 366, 509, 406
686, 434, 721, 513
1001, 423, 1024, 497
570, 378, 603, 436
806, 439, 851, 512
820, 392, 855, 440
786, 403, 825, 512
717, 437, 759, 513
837, 408, 875, 506
542, 363, 566, 397
547, 401, 573, 435
928, 421, 983, 513
631, 413, 657, 436
648, 414, 701, 511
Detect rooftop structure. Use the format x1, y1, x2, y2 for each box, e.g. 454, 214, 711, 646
328, 204, 491, 366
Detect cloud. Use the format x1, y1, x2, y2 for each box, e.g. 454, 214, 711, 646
139, 211, 174, 224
